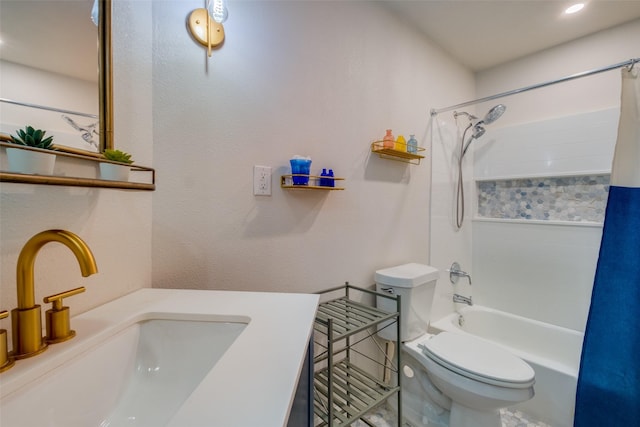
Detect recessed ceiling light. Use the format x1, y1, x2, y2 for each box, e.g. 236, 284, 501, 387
565, 3, 585, 14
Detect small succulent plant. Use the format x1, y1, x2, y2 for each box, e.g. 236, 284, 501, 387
10, 126, 54, 150
102, 149, 134, 164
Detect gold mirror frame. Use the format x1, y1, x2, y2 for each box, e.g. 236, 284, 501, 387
100, 0, 114, 152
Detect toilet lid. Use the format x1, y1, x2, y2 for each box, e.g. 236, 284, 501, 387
420, 332, 535, 387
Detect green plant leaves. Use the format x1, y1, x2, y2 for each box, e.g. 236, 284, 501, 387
102, 149, 133, 164
10, 125, 54, 149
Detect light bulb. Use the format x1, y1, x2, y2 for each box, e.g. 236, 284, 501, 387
91, 0, 99, 26
208, 0, 228, 23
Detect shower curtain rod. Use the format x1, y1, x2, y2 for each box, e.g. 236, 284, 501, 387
0, 97, 97, 119
430, 57, 639, 116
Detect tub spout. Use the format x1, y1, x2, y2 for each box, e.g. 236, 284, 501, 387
11, 230, 98, 359
453, 293, 473, 306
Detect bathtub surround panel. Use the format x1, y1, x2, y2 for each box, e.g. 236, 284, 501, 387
470, 108, 620, 331
472, 220, 602, 331
474, 108, 618, 181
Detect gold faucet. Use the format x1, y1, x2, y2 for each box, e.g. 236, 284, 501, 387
11, 230, 98, 359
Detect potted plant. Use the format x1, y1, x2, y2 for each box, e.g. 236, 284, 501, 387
99, 149, 134, 181
5, 126, 57, 175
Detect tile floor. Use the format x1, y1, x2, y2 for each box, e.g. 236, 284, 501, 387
349, 405, 552, 427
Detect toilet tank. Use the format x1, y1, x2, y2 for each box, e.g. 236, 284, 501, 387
375, 263, 440, 342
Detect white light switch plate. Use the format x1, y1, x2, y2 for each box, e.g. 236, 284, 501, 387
253, 165, 272, 196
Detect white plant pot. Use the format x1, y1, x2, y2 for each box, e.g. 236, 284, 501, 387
6, 147, 56, 175
99, 162, 131, 181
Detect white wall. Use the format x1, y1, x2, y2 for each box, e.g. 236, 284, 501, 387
150, 1, 473, 295
455, 19, 640, 331
476, 19, 640, 126
0, 1, 153, 341
0, 61, 97, 117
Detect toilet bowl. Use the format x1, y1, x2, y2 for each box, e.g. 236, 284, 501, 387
375, 263, 535, 427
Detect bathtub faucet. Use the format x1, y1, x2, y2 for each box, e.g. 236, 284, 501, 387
447, 262, 472, 285
453, 293, 473, 306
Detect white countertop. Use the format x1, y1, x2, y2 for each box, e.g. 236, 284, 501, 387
0, 288, 319, 427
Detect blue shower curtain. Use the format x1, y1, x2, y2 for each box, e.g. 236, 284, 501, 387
574, 66, 640, 426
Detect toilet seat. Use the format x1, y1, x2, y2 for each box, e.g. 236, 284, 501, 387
417, 332, 535, 389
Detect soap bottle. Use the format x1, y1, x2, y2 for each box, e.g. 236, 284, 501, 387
320, 168, 329, 186
328, 169, 335, 187
407, 134, 418, 154
395, 134, 406, 152
383, 129, 394, 149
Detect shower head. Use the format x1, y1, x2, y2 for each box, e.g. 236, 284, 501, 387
478, 104, 506, 125
459, 103, 506, 157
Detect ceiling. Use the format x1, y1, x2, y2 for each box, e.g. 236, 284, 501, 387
383, 0, 640, 71
0, 0, 98, 83
1, 1, 640, 82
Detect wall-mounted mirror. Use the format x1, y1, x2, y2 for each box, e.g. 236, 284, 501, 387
0, 0, 112, 156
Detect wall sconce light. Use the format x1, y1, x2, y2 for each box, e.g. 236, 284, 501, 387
188, 0, 228, 57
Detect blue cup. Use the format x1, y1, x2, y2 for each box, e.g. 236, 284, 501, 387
290, 159, 312, 185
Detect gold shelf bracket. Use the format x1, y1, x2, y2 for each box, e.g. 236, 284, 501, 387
280, 175, 345, 190
370, 141, 425, 165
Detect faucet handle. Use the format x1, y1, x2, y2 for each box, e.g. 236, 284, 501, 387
447, 262, 472, 285
0, 310, 15, 373
43, 286, 85, 344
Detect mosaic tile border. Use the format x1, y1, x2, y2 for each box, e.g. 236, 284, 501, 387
477, 175, 609, 223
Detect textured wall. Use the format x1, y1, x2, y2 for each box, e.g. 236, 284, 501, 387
150, 1, 473, 296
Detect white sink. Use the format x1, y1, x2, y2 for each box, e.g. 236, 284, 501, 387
1, 317, 247, 427
0, 289, 319, 427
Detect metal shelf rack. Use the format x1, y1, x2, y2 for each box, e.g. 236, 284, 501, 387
313, 283, 401, 427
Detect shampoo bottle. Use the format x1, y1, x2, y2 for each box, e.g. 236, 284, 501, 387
383, 129, 394, 149
407, 134, 418, 154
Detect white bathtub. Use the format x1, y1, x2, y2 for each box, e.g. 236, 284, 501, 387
430, 305, 584, 427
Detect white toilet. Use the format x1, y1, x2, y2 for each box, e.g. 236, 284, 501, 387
375, 263, 535, 427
